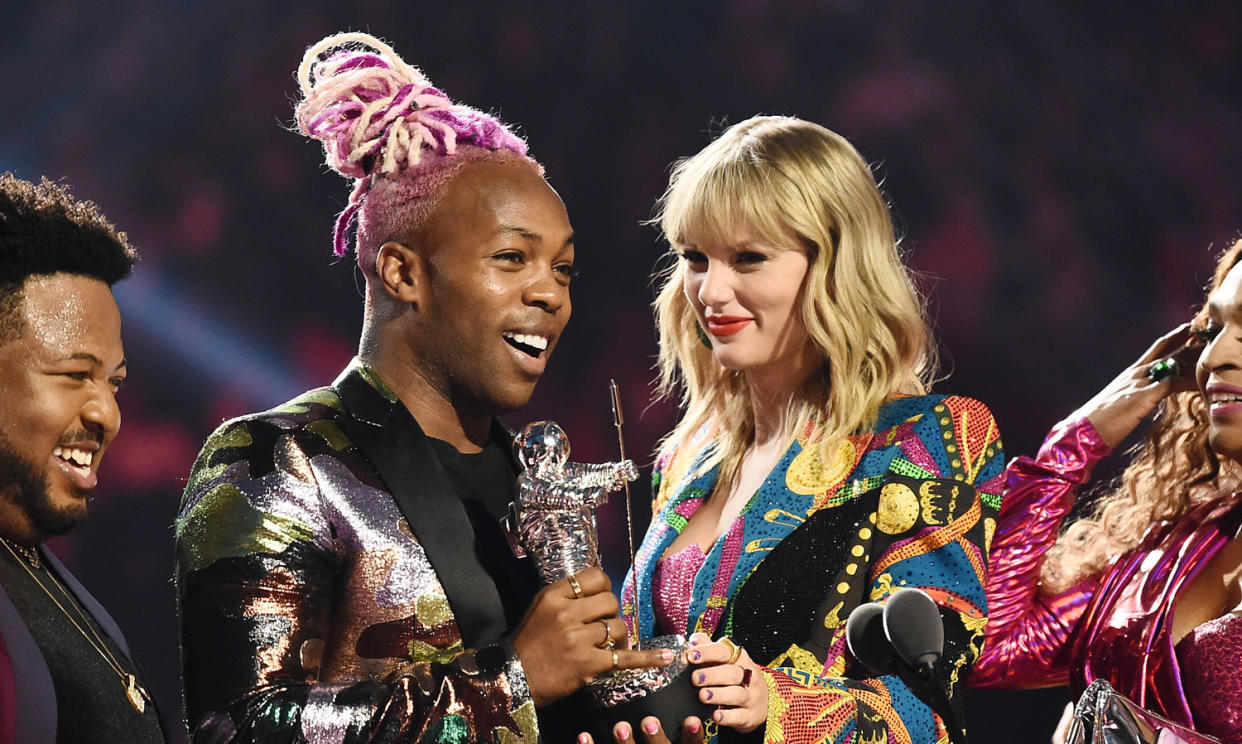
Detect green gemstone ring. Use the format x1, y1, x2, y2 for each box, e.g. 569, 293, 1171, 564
1146, 357, 1181, 382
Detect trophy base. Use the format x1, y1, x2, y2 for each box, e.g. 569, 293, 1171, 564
587, 635, 713, 742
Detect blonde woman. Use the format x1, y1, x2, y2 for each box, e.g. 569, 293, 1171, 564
617, 116, 1006, 744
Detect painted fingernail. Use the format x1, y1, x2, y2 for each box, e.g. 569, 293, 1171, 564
696, 671, 706, 684
644, 721, 659, 735
692, 650, 701, 661
617, 724, 631, 740
714, 710, 724, 723
704, 689, 713, 701
689, 638, 699, 646
579, 735, 590, 744
686, 721, 701, 734
662, 649, 675, 661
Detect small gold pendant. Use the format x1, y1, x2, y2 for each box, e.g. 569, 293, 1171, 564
125, 674, 147, 714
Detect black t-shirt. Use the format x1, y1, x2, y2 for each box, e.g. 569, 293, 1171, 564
427, 431, 594, 739
0, 547, 165, 744
426, 433, 541, 627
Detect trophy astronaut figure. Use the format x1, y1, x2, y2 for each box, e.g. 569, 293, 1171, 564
508, 421, 638, 583
507, 421, 707, 735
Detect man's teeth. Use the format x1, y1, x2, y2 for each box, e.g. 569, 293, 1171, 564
503, 332, 549, 351
53, 447, 93, 468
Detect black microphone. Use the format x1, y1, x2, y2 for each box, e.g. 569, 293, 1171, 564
845, 602, 896, 675
881, 588, 967, 744
882, 588, 945, 672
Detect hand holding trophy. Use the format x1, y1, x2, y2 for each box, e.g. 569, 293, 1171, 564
506, 383, 709, 741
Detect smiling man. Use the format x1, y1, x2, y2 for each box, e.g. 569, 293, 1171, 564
175, 33, 666, 744
0, 173, 165, 743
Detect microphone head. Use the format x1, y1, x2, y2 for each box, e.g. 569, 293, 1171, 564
845, 602, 895, 675
882, 588, 944, 670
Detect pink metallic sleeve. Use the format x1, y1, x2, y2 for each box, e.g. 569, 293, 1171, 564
969, 418, 1111, 689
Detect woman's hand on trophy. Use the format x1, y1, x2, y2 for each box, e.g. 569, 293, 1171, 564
511, 568, 675, 707
1050, 702, 1074, 744
577, 716, 705, 744
1072, 323, 1200, 448
684, 633, 768, 733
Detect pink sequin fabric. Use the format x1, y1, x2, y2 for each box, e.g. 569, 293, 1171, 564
652, 544, 708, 636
1176, 613, 1242, 742
973, 416, 1242, 742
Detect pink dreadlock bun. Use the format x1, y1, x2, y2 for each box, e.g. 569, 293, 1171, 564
294, 32, 540, 260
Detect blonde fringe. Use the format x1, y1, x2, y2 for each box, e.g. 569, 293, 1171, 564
652, 116, 935, 488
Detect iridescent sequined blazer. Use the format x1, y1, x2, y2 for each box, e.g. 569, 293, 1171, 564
175, 359, 538, 744
621, 395, 1006, 744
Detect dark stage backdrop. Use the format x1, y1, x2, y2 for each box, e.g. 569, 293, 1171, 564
2, 1, 1240, 741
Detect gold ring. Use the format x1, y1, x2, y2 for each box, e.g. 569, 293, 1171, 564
567, 574, 583, 599
600, 619, 614, 649
611, 649, 620, 672
721, 636, 743, 665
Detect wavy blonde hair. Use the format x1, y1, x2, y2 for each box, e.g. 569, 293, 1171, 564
652, 116, 936, 486
1041, 239, 1242, 593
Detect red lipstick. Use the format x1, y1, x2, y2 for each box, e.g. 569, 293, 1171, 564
705, 315, 753, 337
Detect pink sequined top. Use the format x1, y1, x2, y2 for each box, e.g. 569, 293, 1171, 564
1176, 613, 1242, 742
971, 417, 1242, 742
652, 544, 708, 636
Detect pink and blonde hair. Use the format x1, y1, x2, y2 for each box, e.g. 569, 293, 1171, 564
294, 32, 541, 268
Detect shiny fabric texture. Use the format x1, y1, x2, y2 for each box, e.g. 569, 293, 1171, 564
972, 417, 1242, 743
175, 359, 537, 744
652, 544, 708, 637
1175, 613, 1242, 742
623, 395, 1006, 744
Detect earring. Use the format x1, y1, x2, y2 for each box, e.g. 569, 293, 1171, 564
696, 322, 712, 349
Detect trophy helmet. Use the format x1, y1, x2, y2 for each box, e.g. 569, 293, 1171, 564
514, 421, 570, 475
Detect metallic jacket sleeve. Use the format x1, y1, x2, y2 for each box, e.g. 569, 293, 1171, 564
175, 417, 537, 744
969, 417, 1110, 689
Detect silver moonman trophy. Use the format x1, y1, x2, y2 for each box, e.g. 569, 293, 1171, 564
506, 382, 707, 739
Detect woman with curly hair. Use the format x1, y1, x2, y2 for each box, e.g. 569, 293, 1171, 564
616, 116, 1007, 744
971, 240, 1242, 742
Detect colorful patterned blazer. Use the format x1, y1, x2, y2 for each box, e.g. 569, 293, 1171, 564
175, 359, 541, 744
621, 395, 1005, 744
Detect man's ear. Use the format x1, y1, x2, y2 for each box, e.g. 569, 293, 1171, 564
375, 241, 425, 307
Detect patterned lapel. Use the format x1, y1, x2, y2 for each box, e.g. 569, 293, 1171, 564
331, 360, 510, 647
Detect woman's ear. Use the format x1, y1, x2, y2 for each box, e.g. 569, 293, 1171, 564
375, 241, 424, 307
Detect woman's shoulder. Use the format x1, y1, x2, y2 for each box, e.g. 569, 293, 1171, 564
655, 419, 717, 467
870, 393, 998, 436
651, 419, 719, 504
864, 393, 1004, 487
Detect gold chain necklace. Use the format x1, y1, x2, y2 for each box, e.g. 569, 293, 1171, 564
0, 538, 149, 714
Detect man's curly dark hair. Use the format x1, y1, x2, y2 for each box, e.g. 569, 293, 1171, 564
0, 173, 137, 343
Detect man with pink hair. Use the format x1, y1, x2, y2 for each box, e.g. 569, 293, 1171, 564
175, 33, 669, 743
